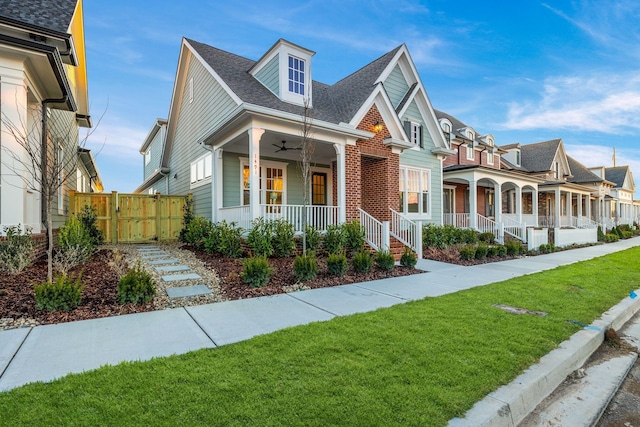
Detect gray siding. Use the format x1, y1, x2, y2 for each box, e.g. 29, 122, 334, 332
400, 99, 442, 225
254, 54, 279, 95
143, 127, 164, 180
384, 64, 409, 109
168, 51, 238, 219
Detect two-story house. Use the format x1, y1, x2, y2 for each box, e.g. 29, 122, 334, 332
0, 0, 101, 235
135, 38, 455, 255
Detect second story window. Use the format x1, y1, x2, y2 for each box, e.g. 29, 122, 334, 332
554, 161, 560, 179
288, 55, 305, 95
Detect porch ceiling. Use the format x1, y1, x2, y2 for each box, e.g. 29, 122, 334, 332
221, 130, 337, 163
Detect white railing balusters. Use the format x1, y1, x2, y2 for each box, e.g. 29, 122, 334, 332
359, 208, 387, 251
389, 209, 422, 258
502, 215, 526, 242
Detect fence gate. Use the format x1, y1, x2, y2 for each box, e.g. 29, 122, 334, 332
69, 191, 189, 244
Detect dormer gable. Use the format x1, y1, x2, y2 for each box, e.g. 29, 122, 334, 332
501, 143, 522, 167
249, 39, 315, 107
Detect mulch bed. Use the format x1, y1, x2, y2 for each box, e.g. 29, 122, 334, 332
423, 246, 522, 266
190, 247, 424, 300
0, 249, 152, 326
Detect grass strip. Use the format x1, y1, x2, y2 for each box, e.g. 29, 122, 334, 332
1, 247, 639, 426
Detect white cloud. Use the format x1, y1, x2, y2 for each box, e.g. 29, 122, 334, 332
500, 72, 640, 133
84, 120, 148, 162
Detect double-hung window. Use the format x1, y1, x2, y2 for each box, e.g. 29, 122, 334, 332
241, 159, 286, 205
190, 153, 212, 188
399, 166, 430, 216
288, 55, 305, 95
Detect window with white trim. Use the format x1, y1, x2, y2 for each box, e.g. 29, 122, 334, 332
554, 161, 560, 179
399, 166, 430, 216
487, 148, 494, 165
410, 122, 421, 146
190, 153, 212, 187
288, 55, 305, 96
515, 150, 521, 166
466, 142, 474, 160
241, 159, 287, 205
144, 148, 151, 166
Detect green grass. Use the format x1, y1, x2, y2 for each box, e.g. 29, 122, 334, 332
1, 248, 639, 426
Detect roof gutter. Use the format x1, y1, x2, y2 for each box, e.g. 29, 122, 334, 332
0, 16, 76, 64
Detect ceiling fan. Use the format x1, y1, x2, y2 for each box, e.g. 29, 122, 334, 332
273, 140, 301, 152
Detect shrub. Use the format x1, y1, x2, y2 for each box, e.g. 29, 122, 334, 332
343, 220, 365, 255
323, 224, 345, 255
597, 226, 605, 242
375, 249, 395, 271
327, 253, 348, 276
475, 243, 488, 259
304, 225, 321, 252
77, 205, 104, 246
247, 218, 274, 257
487, 245, 499, 258
423, 224, 477, 249
216, 221, 243, 258
57, 215, 94, 268
400, 246, 418, 268
478, 232, 495, 244
496, 245, 508, 257
0, 225, 35, 274
118, 262, 155, 304
461, 229, 479, 245
293, 252, 317, 281
459, 245, 476, 261
241, 256, 272, 288
539, 243, 556, 254
352, 249, 373, 273
505, 240, 521, 256
178, 196, 195, 243
605, 233, 619, 243
272, 218, 295, 258
184, 216, 213, 250
34, 273, 84, 311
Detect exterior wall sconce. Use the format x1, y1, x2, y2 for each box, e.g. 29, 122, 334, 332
372, 121, 383, 133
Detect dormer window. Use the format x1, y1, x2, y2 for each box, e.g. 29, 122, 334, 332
466, 131, 475, 161
288, 55, 305, 95
515, 150, 521, 166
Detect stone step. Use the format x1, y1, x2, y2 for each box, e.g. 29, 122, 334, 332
161, 273, 201, 282
141, 253, 170, 260
154, 265, 191, 273
147, 259, 180, 266
166, 285, 212, 298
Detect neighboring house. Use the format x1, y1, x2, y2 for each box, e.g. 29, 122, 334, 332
436, 110, 542, 243
135, 38, 455, 255
588, 166, 636, 227
0, 0, 100, 233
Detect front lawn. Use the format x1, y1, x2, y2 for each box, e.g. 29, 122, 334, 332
1, 248, 639, 426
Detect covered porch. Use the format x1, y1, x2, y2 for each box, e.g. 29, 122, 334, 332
537, 183, 599, 229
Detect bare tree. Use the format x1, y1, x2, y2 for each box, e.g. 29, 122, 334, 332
1, 100, 102, 282
298, 98, 315, 254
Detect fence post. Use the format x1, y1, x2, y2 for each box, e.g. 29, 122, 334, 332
110, 191, 118, 244
155, 194, 162, 241
381, 221, 390, 251
415, 222, 423, 259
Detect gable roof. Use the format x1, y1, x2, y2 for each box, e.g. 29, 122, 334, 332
0, 0, 77, 34
566, 156, 604, 184
433, 109, 473, 140
185, 38, 402, 125
520, 139, 562, 172
605, 166, 630, 188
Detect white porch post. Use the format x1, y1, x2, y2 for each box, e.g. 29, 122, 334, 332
554, 188, 561, 227
494, 182, 502, 224
576, 193, 582, 224
334, 143, 346, 223
533, 189, 539, 226
469, 180, 477, 230
586, 195, 591, 220
515, 186, 522, 223
566, 191, 573, 225
211, 147, 223, 222
248, 128, 265, 221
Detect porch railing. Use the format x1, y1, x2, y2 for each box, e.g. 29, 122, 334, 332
359, 208, 388, 251
577, 216, 599, 229
217, 205, 252, 230
502, 215, 526, 242
390, 209, 422, 257
538, 216, 556, 228
476, 213, 503, 243
443, 213, 470, 228
261, 204, 339, 232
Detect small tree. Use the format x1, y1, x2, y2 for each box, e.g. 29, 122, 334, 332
1, 99, 103, 283
298, 98, 315, 254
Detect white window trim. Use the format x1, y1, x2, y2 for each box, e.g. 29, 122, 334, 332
239, 157, 288, 205
466, 141, 475, 160
308, 165, 333, 206
144, 148, 151, 166
487, 148, 494, 165
399, 165, 432, 219
190, 152, 213, 189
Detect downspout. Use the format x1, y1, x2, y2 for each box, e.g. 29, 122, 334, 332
41, 95, 68, 232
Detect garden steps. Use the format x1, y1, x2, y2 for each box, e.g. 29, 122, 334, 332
136, 246, 204, 293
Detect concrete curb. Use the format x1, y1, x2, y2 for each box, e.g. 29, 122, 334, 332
448, 289, 640, 427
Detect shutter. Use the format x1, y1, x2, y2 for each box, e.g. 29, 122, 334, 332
419, 125, 424, 148
404, 121, 411, 142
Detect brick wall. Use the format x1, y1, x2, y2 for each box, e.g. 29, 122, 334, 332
345, 105, 400, 222
443, 142, 500, 170
0, 229, 57, 261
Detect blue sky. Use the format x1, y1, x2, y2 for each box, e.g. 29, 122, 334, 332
83, 0, 640, 196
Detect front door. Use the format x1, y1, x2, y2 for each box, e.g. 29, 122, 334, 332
312, 172, 327, 206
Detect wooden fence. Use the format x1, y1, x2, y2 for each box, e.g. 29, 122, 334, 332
69, 191, 190, 244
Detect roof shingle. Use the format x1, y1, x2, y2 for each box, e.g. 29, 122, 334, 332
0, 0, 77, 34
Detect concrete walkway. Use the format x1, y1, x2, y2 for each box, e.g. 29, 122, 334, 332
1, 237, 639, 397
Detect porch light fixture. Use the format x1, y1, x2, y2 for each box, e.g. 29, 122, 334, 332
372, 121, 383, 133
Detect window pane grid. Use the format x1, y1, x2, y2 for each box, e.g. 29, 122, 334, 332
288, 55, 305, 95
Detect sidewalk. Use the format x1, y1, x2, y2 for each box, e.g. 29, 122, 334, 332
1, 237, 639, 395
